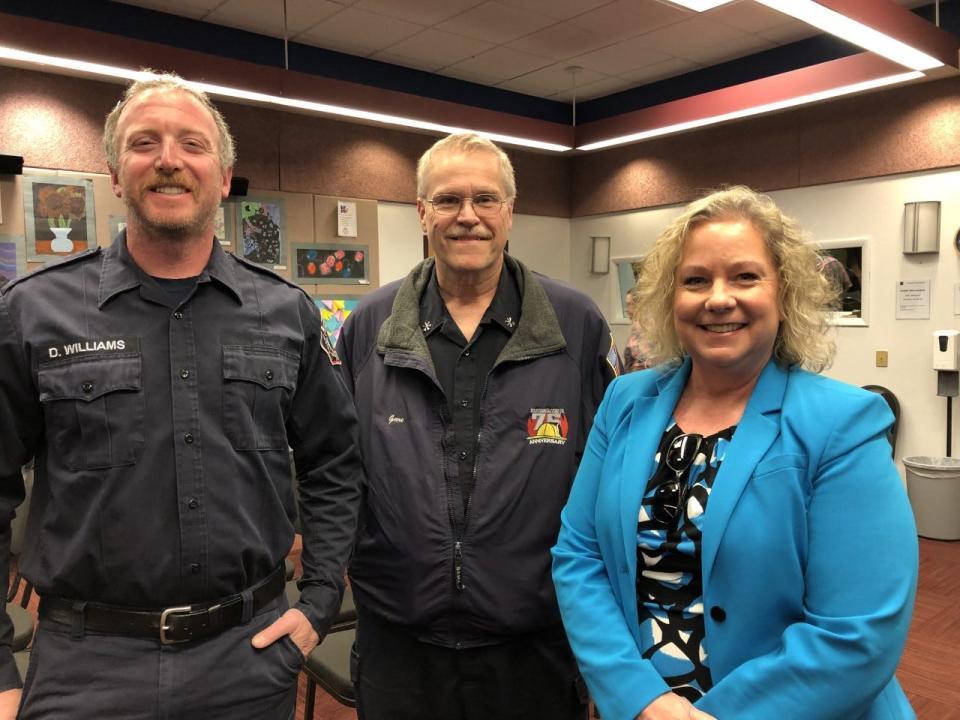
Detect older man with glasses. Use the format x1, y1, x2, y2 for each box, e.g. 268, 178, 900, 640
337, 132, 622, 720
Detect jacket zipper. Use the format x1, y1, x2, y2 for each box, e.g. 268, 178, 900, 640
451, 372, 491, 594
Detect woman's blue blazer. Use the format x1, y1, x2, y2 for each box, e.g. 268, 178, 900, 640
552, 358, 918, 720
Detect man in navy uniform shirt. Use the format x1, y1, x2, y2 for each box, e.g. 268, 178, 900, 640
0, 73, 362, 719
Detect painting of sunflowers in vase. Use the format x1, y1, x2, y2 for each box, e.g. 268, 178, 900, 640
24, 177, 95, 260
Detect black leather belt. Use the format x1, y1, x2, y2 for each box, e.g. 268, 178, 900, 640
39, 564, 286, 645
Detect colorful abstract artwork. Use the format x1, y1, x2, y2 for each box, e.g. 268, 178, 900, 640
314, 297, 361, 346
294, 243, 368, 284
23, 176, 97, 261
238, 199, 284, 265
0, 237, 26, 286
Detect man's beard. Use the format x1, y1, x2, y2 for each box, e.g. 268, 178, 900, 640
124, 197, 218, 243
123, 171, 221, 242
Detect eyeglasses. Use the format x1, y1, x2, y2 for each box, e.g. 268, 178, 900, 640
423, 193, 509, 217
650, 432, 704, 526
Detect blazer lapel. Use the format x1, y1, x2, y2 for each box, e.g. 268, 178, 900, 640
701, 361, 787, 587
619, 362, 690, 570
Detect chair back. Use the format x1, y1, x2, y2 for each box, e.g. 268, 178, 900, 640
862, 384, 900, 457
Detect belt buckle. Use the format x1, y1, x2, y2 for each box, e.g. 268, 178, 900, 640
159, 605, 193, 645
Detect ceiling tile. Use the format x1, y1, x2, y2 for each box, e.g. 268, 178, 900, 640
445, 45, 554, 83
353, 0, 485, 26
508, 0, 612, 21
571, 0, 688, 44
371, 29, 495, 71
677, 33, 775, 65
705, 0, 792, 33
507, 21, 610, 61
284, 0, 347, 34
205, 0, 333, 36
619, 56, 700, 84
639, 15, 744, 55
435, 1, 559, 44
497, 63, 605, 97
756, 21, 818, 45
551, 75, 634, 101
569, 35, 673, 75
295, 6, 426, 55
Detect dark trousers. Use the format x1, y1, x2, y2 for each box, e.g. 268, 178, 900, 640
18, 596, 301, 720
354, 607, 589, 720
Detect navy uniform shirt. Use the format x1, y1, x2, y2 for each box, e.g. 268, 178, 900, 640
0, 234, 363, 690
419, 266, 520, 532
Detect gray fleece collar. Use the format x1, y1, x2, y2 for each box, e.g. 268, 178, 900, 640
376, 254, 566, 364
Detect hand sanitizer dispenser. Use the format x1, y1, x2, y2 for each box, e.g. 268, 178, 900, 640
934, 330, 960, 371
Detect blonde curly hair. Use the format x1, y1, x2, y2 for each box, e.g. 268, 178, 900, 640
634, 186, 837, 372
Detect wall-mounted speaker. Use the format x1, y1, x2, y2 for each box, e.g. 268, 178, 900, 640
229, 176, 249, 197
0, 154, 24, 175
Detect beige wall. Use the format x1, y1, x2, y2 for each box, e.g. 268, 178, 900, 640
0, 66, 571, 218
571, 75, 960, 217
569, 165, 960, 480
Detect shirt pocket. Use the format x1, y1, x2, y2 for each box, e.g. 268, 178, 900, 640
222, 345, 299, 451
37, 353, 144, 470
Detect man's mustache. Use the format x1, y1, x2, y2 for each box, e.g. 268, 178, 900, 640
445, 224, 494, 239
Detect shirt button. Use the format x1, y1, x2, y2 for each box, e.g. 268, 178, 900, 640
184, 433, 194, 444
264, 369, 274, 381
81, 382, 94, 393
191, 563, 201, 574
459, 451, 468, 460
710, 606, 727, 622
180, 369, 190, 379
463, 351, 472, 358
173, 311, 183, 320
186, 497, 199, 509
460, 399, 470, 407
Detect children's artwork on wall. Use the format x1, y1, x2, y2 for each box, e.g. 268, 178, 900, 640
0, 236, 27, 285
109, 214, 127, 241
23, 176, 97, 261
314, 297, 362, 347
238, 198, 284, 266
294, 243, 368, 284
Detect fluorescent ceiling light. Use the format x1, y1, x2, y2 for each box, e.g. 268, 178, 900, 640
755, 0, 942, 71
0, 45, 572, 153
665, 0, 736, 10
577, 70, 921, 151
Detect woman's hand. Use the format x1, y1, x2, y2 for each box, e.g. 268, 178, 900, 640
636, 692, 718, 720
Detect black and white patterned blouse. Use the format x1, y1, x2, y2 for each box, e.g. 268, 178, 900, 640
635, 421, 737, 702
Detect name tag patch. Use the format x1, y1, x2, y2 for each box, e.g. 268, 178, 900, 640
41, 336, 140, 360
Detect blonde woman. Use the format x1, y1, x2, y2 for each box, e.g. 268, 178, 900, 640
552, 187, 917, 720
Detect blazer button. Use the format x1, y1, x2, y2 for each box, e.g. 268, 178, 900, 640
710, 606, 726, 622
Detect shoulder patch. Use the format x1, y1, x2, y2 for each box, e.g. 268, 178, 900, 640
1, 247, 102, 294
606, 335, 623, 378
